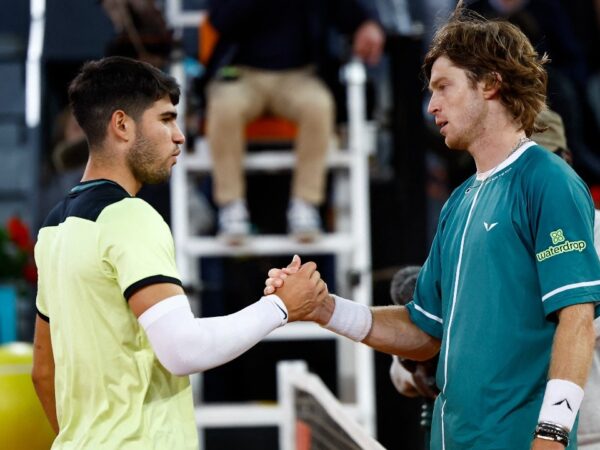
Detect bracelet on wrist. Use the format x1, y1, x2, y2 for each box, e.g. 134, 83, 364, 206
533, 422, 569, 447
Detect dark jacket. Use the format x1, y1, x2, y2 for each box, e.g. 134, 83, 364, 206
204, 0, 379, 83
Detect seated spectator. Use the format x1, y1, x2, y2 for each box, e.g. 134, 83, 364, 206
204, 0, 384, 244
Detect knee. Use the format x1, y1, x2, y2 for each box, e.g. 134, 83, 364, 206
206, 97, 245, 130
206, 87, 249, 130
297, 90, 334, 123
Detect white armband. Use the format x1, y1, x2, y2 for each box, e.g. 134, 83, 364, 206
538, 378, 584, 432
138, 294, 287, 376
323, 294, 372, 342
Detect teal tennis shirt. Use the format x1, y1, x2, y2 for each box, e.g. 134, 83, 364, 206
406, 143, 600, 450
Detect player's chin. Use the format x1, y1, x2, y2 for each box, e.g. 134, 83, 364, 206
145, 169, 171, 185
444, 137, 466, 152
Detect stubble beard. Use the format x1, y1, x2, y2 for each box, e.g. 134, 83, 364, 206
127, 130, 171, 185
446, 98, 486, 151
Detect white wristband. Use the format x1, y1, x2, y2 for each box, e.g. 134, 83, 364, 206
323, 295, 372, 342
538, 378, 584, 432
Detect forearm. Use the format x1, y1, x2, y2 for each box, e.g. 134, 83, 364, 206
32, 376, 59, 434
533, 303, 596, 445
548, 303, 596, 386
364, 306, 440, 361
319, 295, 440, 360
32, 316, 58, 434
140, 295, 287, 376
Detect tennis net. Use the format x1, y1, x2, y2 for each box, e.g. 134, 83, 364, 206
278, 361, 385, 450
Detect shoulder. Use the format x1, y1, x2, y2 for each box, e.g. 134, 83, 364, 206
99, 197, 165, 226
518, 145, 589, 199
41, 201, 66, 228
521, 145, 581, 184
41, 182, 132, 228
98, 197, 171, 244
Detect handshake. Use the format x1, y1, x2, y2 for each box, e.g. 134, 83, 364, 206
263, 255, 334, 325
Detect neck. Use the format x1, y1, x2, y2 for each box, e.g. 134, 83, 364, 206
81, 151, 141, 196
470, 130, 527, 174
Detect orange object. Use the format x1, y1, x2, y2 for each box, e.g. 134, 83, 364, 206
245, 116, 298, 141
295, 419, 312, 450
199, 16, 219, 65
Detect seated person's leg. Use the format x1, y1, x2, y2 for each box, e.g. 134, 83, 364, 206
206, 72, 265, 241
271, 68, 335, 240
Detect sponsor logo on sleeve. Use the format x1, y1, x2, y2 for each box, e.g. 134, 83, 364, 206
536, 229, 587, 262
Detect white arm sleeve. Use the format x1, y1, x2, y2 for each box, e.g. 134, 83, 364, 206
138, 294, 288, 376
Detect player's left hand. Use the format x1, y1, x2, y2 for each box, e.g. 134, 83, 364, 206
264, 255, 301, 295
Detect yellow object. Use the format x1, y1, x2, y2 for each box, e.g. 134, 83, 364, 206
0, 342, 55, 450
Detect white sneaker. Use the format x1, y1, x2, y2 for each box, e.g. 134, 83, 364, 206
218, 199, 250, 245
287, 198, 322, 242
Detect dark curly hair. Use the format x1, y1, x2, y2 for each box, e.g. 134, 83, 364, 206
423, 7, 548, 136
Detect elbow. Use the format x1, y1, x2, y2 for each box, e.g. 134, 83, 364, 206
403, 337, 441, 362
31, 365, 52, 390
160, 358, 213, 377
164, 365, 195, 377
153, 334, 211, 377
155, 347, 200, 377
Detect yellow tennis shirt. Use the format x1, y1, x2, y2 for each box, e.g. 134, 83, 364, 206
35, 179, 198, 449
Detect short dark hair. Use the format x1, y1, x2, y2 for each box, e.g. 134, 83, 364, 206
68, 56, 180, 147
423, 9, 548, 136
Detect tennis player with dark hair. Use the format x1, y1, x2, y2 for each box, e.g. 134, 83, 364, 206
266, 7, 600, 449
31, 56, 327, 449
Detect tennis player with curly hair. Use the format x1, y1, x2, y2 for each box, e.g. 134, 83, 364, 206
266, 6, 600, 449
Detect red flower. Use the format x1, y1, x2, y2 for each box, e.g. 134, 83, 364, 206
7, 217, 33, 251
23, 263, 38, 284
1, 217, 37, 286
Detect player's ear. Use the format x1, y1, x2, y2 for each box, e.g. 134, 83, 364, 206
482, 72, 501, 99
109, 110, 134, 142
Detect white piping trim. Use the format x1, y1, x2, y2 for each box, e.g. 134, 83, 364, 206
542, 280, 600, 302
440, 167, 488, 450
413, 303, 443, 324
475, 141, 535, 180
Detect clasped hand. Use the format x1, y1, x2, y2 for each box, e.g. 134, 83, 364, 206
264, 255, 331, 323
